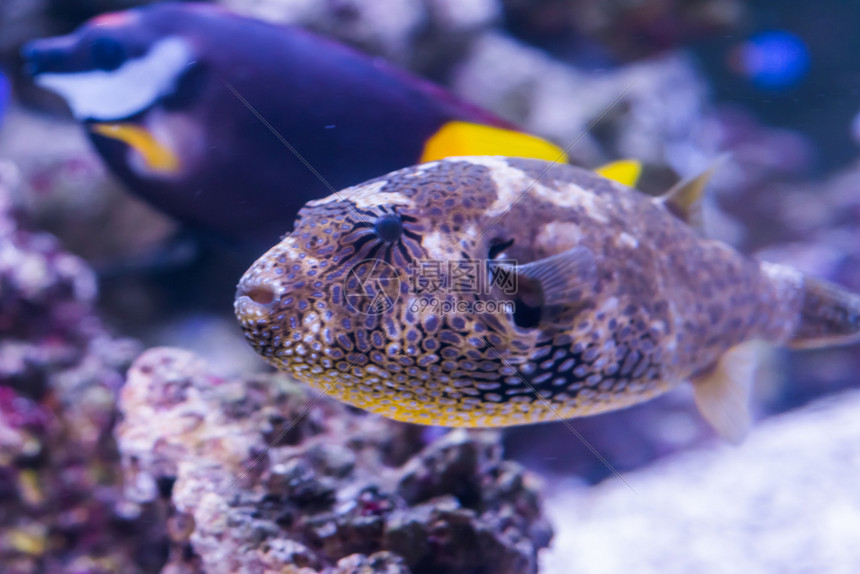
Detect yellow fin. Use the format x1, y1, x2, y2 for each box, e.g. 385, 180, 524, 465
420, 121, 568, 163
91, 122, 180, 174
594, 159, 642, 187
691, 340, 764, 444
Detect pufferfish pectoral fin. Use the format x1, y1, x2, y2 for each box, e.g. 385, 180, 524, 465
496, 246, 597, 308
656, 154, 729, 233
690, 340, 764, 444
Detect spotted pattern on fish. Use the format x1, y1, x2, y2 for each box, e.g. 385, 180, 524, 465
235, 157, 854, 428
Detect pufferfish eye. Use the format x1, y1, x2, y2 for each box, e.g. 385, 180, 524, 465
90, 37, 126, 71
373, 213, 403, 243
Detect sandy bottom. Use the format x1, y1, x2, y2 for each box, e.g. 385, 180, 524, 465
541, 389, 860, 574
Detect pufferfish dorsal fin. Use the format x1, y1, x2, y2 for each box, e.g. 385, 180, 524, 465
656, 155, 729, 233
691, 339, 764, 444
496, 246, 597, 308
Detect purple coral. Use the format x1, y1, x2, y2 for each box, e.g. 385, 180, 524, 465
0, 173, 145, 572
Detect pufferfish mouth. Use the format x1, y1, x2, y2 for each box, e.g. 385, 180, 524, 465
235, 278, 281, 316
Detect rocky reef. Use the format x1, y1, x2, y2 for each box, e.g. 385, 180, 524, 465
117, 347, 551, 574
0, 169, 147, 572
543, 390, 860, 573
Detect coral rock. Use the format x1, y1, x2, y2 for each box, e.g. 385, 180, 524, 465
0, 165, 147, 572
116, 347, 552, 573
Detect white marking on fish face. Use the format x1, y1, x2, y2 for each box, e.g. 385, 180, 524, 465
422, 230, 450, 260
35, 36, 192, 121
452, 156, 511, 170
352, 190, 413, 209
306, 180, 411, 210
536, 179, 609, 223
481, 163, 534, 216
534, 221, 585, 253
480, 161, 610, 223
404, 161, 447, 178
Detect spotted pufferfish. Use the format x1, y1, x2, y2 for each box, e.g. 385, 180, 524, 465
235, 156, 860, 442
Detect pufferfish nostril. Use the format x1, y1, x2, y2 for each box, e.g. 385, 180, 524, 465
236, 281, 278, 306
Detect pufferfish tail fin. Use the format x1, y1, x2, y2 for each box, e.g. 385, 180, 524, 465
788, 276, 860, 349
691, 340, 764, 444
692, 275, 860, 442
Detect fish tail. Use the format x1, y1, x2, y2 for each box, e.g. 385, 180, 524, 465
788, 275, 860, 349
691, 267, 859, 442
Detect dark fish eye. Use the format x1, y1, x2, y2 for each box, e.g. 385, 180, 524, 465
488, 237, 514, 260
373, 213, 402, 243
90, 37, 126, 71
